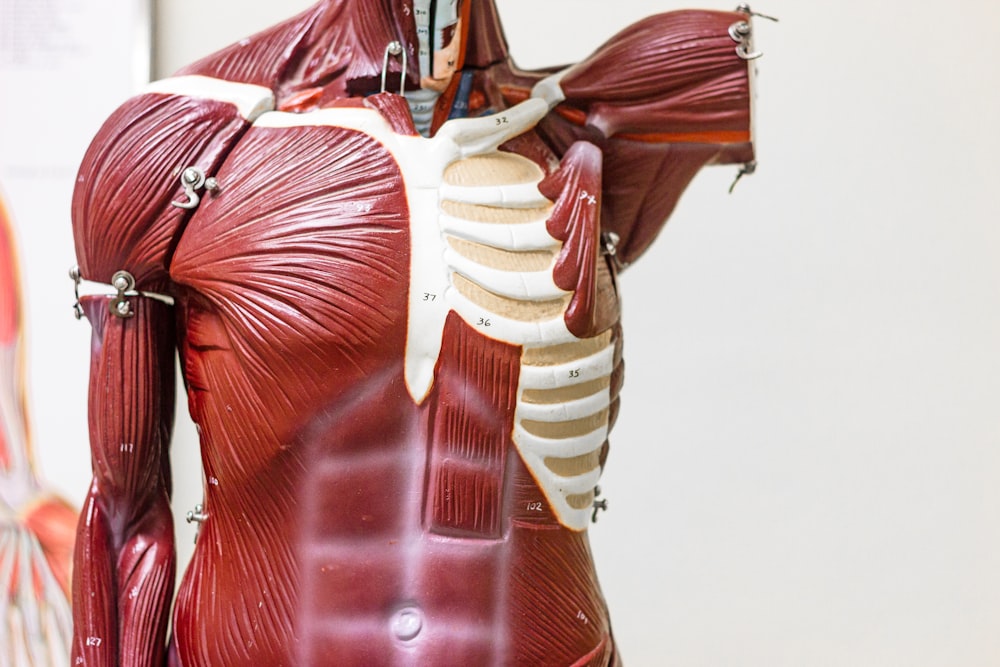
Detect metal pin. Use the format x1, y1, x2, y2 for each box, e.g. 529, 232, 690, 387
186, 503, 208, 544
186, 503, 208, 524
380, 41, 408, 96
591, 485, 609, 523
109, 270, 136, 319
591, 499, 609, 523
601, 231, 621, 258
69, 264, 84, 319
729, 21, 752, 41
601, 231, 626, 271
171, 166, 219, 210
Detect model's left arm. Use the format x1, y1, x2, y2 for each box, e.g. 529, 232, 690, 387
506, 9, 760, 265
69, 85, 258, 664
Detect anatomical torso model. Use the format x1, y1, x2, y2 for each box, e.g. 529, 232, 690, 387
70, 1, 761, 665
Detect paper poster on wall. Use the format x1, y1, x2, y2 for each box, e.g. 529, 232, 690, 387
0, 0, 151, 518
0, 1, 149, 661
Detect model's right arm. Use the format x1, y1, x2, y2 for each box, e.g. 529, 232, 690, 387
72, 291, 176, 665
70, 85, 268, 664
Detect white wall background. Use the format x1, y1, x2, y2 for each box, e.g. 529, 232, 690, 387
18, 0, 1000, 664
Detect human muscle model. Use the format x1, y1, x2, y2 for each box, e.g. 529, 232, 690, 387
0, 192, 77, 665
70, 1, 761, 664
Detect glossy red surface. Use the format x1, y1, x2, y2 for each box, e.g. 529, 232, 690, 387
71, 2, 756, 664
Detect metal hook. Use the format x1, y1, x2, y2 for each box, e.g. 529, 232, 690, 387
728, 160, 757, 193
729, 20, 764, 60
737, 44, 764, 60
380, 41, 407, 96
171, 166, 219, 210
69, 265, 84, 320
731, 5, 777, 60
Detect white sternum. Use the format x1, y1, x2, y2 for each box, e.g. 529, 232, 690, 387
430, 147, 613, 533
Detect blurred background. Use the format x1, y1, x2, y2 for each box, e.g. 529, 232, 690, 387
2, 0, 999, 664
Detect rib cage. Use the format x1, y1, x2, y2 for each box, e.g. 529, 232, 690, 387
439, 152, 613, 531
251, 97, 613, 531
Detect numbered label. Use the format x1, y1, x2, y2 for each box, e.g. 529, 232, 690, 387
477, 317, 492, 327
569, 369, 581, 378
422, 292, 437, 302
526, 502, 543, 512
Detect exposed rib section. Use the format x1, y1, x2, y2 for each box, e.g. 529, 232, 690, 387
514, 391, 610, 423
521, 332, 612, 366
518, 346, 615, 390
521, 409, 609, 439
431, 139, 616, 532
545, 451, 602, 478
446, 237, 555, 271
512, 424, 607, 460
521, 377, 610, 404
566, 492, 596, 511
440, 182, 551, 209
520, 463, 601, 497
440, 214, 556, 251
440, 201, 549, 225
514, 328, 615, 529
447, 292, 575, 351
442, 152, 545, 187
445, 250, 565, 301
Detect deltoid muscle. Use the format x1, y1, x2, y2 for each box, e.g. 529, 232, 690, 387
0, 193, 77, 665
69, 1, 762, 665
